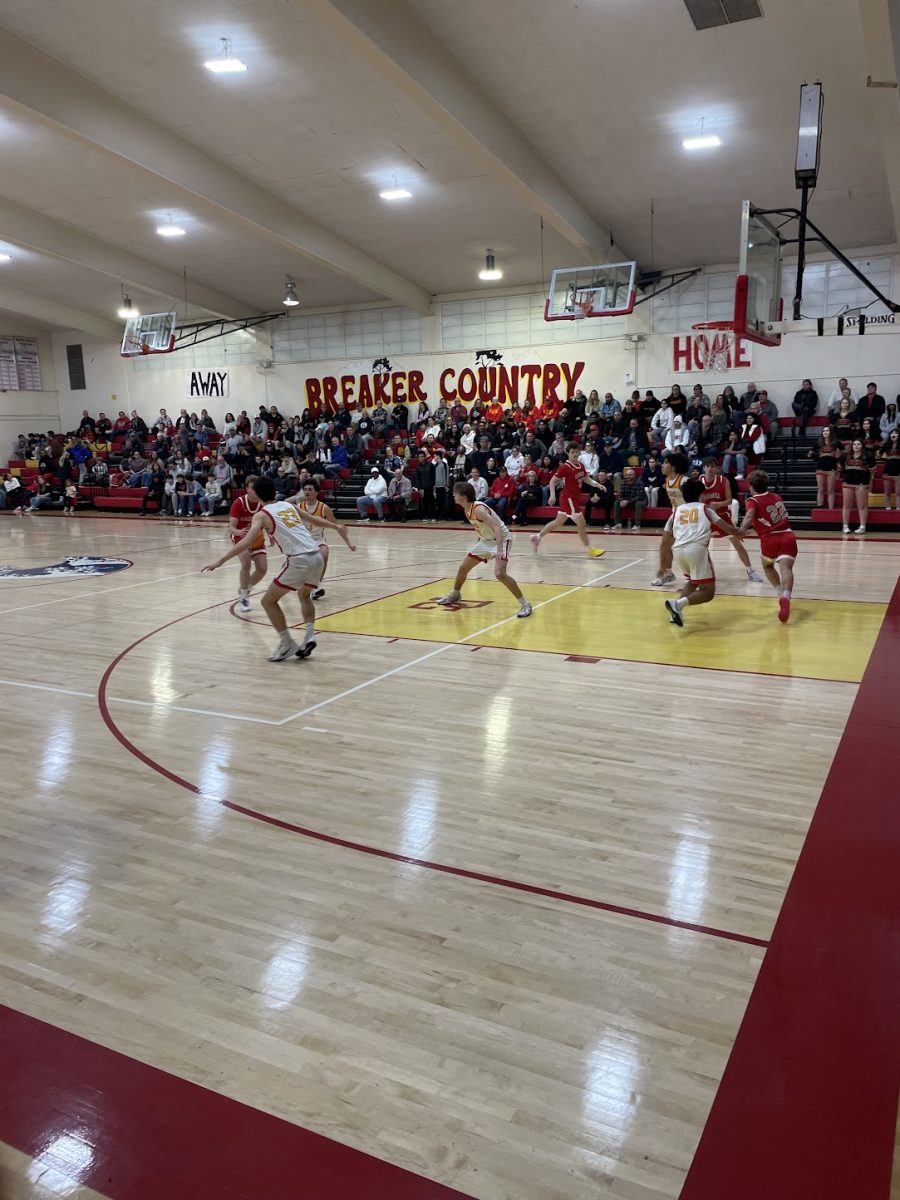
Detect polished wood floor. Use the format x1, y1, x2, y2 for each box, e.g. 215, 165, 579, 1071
1, 513, 898, 1200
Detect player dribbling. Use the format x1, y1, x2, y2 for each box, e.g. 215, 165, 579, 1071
438, 482, 532, 618
739, 470, 799, 623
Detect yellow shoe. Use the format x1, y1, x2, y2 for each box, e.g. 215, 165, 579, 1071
587, 547, 605, 558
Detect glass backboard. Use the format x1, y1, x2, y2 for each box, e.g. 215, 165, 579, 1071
121, 311, 177, 357
545, 262, 637, 321
735, 202, 783, 346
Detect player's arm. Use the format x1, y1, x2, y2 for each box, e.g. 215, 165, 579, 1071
548, 471, 562, 502
474, 502, 506, 542
737, 501, 756, 536
227, 501, 242, 539
285, 500, 356, 551
705, 505, 736, 536
203, 512, 269, 571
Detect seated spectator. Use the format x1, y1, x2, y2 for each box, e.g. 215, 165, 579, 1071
599, 392, 621, 423
880, 401, 899, 439
757, 390, 780, 440
684, 395, 709, 430
792, 378, 818, 434
198, 474, 223, 516
386, 468, 412, 521
596, 438, 625, 479
484, 464, 516, 519
666, 383, 689, 415
504, 444, 526, 478
722, 429, 749, 479
512, 469, 542, 526
613, 467, 646, 531
125, 451, 150, 488
583, 470, 615, 529
468, 466, 488, 501
28, 475, 55, 512
854, 381, 886, 426
620, 417, 650, 466
213, 455, 233, 498
740, 413, 767, 465
577, 439, 599, 476
95, 412, 112, 439
827, 377, 855, 413
357, 467, 389, 522
111, 410, 131, 439
606, 409, 627, 448
88, 458, 109, 485
141, 461, 168, 516
665, 416, 690, 454
650, 398, 674, 448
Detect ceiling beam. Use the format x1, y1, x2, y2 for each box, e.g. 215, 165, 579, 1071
0, 198, 246, 320
304, 0, 618, 260
0, 30, 432, 315
0, 281, 120, 339
859, 0, 900, 244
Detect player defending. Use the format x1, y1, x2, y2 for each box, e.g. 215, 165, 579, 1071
438, 481, 533, 617
739, 470, 798, 623
229, 475, 267, 613
530, 443, 605, 558
203, 475, 355, 661
292, 479, 334, 601
663, 477, 736, 627
699, 458, 764, 582
651, 451, 689, 587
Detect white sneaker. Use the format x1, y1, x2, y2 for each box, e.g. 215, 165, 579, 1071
603, 524, 611, 532
238, 596, 251, 613
436, 591, 461, 606
517, 600, 533, 618
747, 569, 764, 583
651, 571, 676, 588
612, 523, 622, 531
842, 525, 851, 534
855, 525, 866, 534
268, 639, 298, 662
358, 517, 370, 523
736, 474, 744, 481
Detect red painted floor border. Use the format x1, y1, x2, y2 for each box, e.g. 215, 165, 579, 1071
0, 1005, 475, 1200
97, 598, 767, 949
681, 576, 900, 1200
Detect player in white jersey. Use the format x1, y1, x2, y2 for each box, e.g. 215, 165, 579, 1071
663, 477, 736, 627
290, 479, 335, 602
202, 475, 355, 661
437, 481, 532, 617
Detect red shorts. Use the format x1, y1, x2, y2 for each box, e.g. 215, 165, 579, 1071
711, 516, 737, 539
232, 532, 266, 557
760, 531, 798, 563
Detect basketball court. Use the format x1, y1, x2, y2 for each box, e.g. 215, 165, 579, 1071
1, 511, 898, 1199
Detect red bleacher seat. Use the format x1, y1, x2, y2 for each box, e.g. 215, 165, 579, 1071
811, 508, 900, 526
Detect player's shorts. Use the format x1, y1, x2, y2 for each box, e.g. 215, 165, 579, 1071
760, 531, 798, 563
273, 551, 324, 591
674, 543, 715, 585
557, 496, 582, 520
710, 514, 737, 539
232, 532, 266, 558
468, 537, 510, 563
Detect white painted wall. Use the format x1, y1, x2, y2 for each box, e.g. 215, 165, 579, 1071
49, 314, 900, 434
1, 325, 59, 458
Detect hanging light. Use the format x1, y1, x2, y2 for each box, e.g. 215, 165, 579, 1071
478, 249, 503, 281
156, 214, 186, 237
204, 38, 248, 74
117, 290, 139, 320
282, 279, 300, 307
380, 176, 412, 201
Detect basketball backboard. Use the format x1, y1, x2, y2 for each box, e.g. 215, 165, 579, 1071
544, 262, 637, 321
734, 202, 783, 346
121, 311, 177, 358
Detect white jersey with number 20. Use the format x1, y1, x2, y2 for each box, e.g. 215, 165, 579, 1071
670, 501, 712, 547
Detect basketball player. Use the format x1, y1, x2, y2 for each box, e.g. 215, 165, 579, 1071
663, 477, 736, 627
698, 458, 764, 582
529, 443, 606, 557
738, 470, 798, 623
438, 482, 532, 616
291, 479, 335, 601
651, 450, 690, 587
228, 475, 267, 613
203, 475, 355, 661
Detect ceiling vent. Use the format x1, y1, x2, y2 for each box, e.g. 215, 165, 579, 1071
684, 0, 762, 30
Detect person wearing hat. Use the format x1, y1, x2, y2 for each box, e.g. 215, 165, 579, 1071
357, 466, 389, 522
664, 416, 691, 454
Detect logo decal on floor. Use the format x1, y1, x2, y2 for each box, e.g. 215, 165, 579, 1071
0, 556, 132, 579
410, 597, 493, 611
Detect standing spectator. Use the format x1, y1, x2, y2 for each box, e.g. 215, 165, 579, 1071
141, 461, 167, 516
642, 455, 664, 508
386, 468, 412, 521
880, 401, 899, 440
357, 467, 389, 522
792, 379, 818, 434
468, 466, 488, 501
412, 449, 435, 521
67, 437, 93, 483
613, 467, 646, 531
432, 446, 451, 519
854, 382, 886, 427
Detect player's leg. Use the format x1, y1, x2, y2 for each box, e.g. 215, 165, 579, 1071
494, 548, 532, 616
573, 511, 605, 557
530, 509, 567, 551
855, 484, 868, 533
727, 531, 763, 581
438, 553, 482, 604
236, 548, 253, 612
311, 544, 328, 601
772, 553, 795, 623
261, 579, 298, 661
652, 528, 675, 585
293, 553, 325, 657
248, 550, 268, 587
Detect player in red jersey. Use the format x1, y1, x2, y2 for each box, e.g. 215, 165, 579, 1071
229, 475, 268, 613
739, 469, 799, 623
530, 443, 605, 558
698, 458, 763, 583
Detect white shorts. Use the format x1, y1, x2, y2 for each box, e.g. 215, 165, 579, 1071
469, 537, 510, 563
273, 551, 324, 591
674, 543, 714, 584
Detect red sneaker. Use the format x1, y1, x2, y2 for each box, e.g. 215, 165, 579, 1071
778, 596, 791, 623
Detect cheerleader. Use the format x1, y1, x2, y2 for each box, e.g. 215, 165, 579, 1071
808, 426, 845, 509
879, 428, 900, 511
841, 438, 875, 535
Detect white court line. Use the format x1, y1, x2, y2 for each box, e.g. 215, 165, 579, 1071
275, 557, 644, 727
0, 570, 199, 615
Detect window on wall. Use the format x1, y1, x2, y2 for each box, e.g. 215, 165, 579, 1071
272, 308, 422, 363
440, 292, 626, 350
651, 255, 896, 332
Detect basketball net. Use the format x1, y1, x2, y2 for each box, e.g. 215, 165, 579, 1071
693, 326, 735, 373
571, 292, 594, 320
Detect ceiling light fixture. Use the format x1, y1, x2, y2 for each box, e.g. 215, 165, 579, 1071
282, 279, 300, 307
380, 183, 412, 201
204, 38, 247, 74
0, 252, 11, 262
117, 292, 139, 320
156, 215, 186, 237
478, 249, 503, 282
683, 134, 721, 151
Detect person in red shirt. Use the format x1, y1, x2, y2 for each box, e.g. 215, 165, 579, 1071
699, 458, 763, 583
112, 410, 131, 438
738, 469, 799, 623
530, 443, 605, 558
229, 475, 269, 612
485, 401, 505, 426
484, 465, 518, 521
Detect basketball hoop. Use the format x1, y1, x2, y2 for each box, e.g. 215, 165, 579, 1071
692, 320, 735, 373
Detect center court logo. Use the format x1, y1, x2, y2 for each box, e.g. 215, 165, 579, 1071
410, 597, 493, 611
0, 556, 132, 579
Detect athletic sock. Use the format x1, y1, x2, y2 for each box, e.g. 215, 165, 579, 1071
304, 621, 315, 641
279, 630, 292, 646
238, 587, 249, 599
675, 597, 688, 611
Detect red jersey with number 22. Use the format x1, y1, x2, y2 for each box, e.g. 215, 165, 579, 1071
746, 490, 798, 561
556, 461, 587, 511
